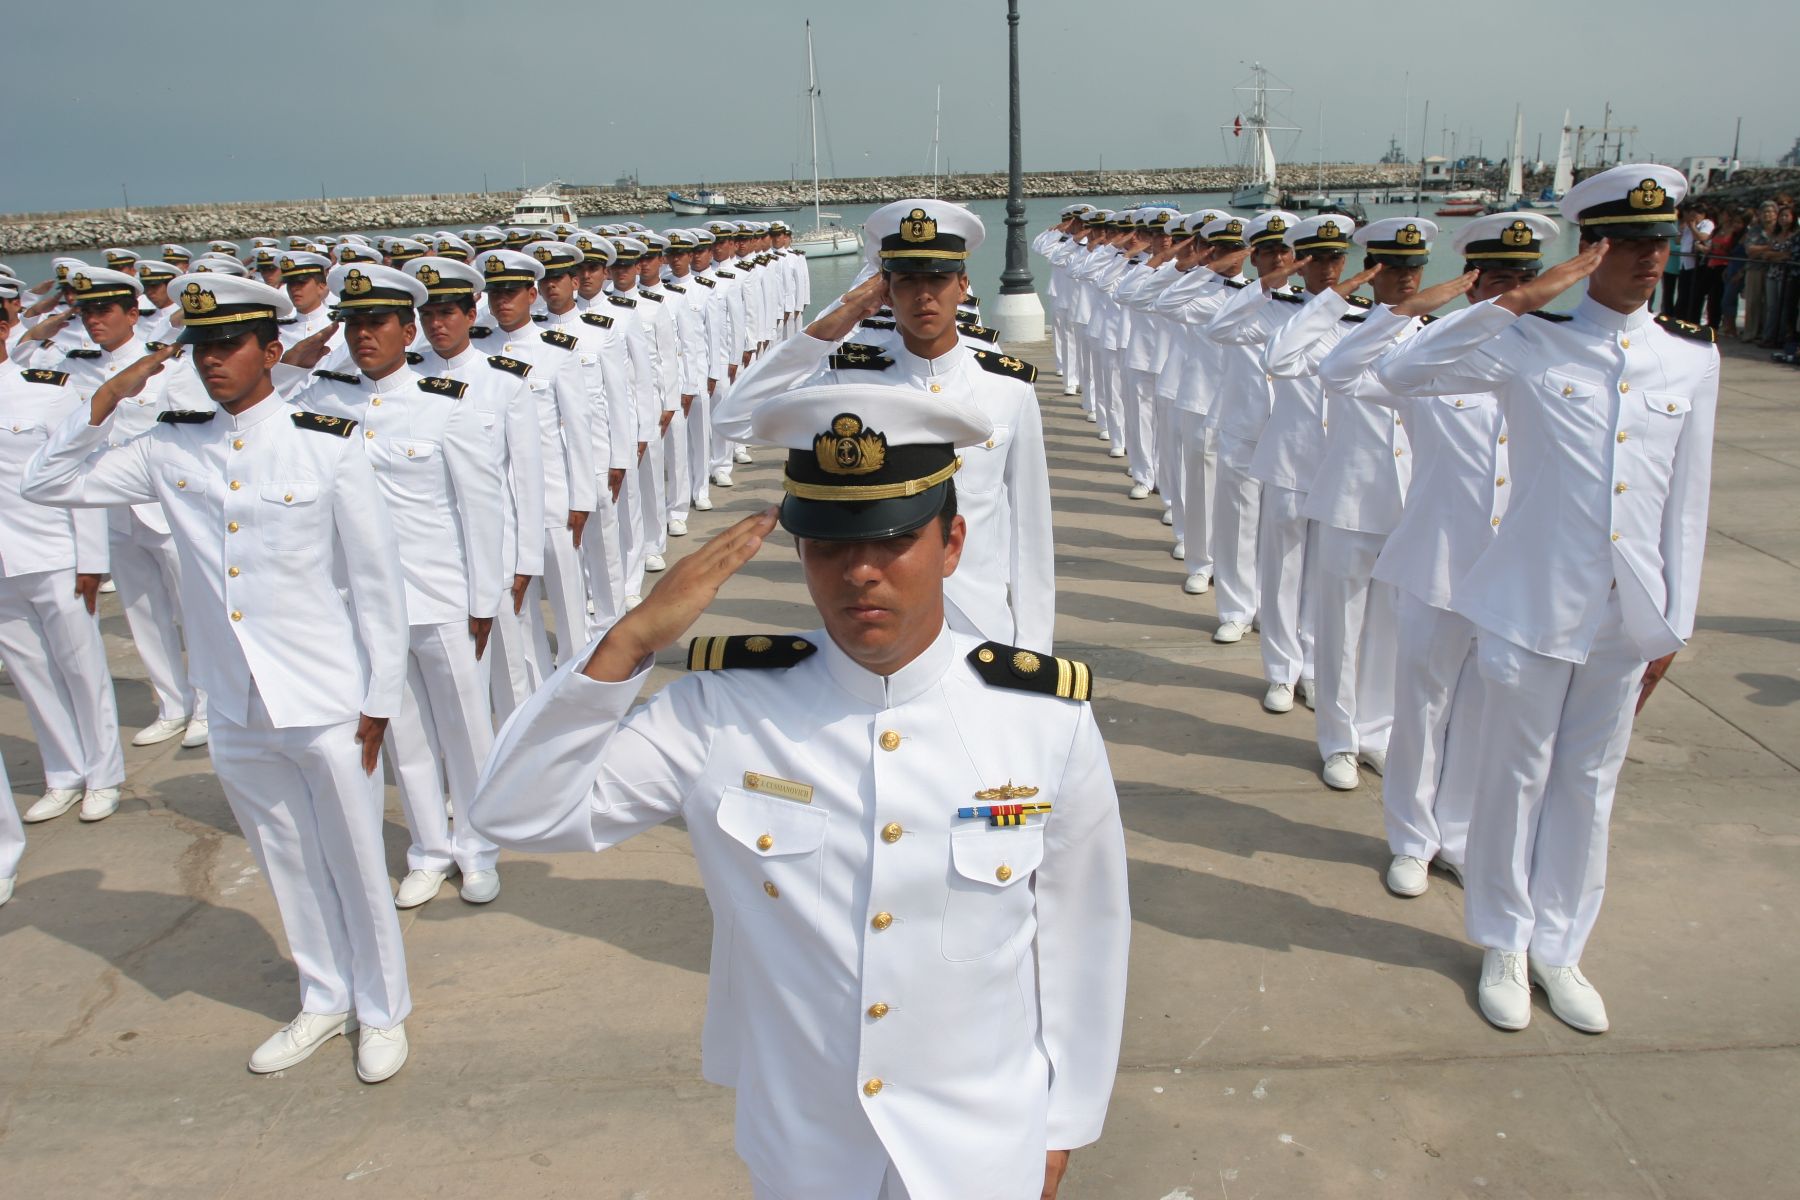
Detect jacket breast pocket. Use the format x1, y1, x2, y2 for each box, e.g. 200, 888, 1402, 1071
715, 786, 829, 922
1542, 368, 1602, 406
259, 481, 324, 552
1637, 392, 1690, 464
957, 424, 1011, 494
161, 464, 211, 499
942, 824, 1044, 962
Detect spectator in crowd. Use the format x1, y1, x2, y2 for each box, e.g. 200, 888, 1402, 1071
1741, 201, 1777, 341
1676, 204, 1715, 323
1760, 204, 1796, 348
1703, 208, 1739, 332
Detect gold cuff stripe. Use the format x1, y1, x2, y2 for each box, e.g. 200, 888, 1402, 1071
1072, 659, 1091, 700
708, 636, 728, 671
1055, 655, 1072, 698
180, 308, 278, 326
782, 458, 962, 502
878, 249, 972, 261
687, 637, 707, 671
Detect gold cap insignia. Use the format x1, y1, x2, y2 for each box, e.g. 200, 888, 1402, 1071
576, 236, 593, 250
1628, 178, 1667, 210
1319, 221, 1341, 240
70, 273, 92, 292
484, 256, 506, 275
1266, 216, 1287, 234
256, 250, 274, 265
532, 245, 556, 263
1501, 220, 1534, 247
55, 265, 70, 281
280, 256, 297, 271
1225, 220, 1244, 237
416, 264, 441, 286
815, 412, 887, 476
1396, 223, 1423, 247
339, 246, 361, 263
342, 269, 372, 296
180, 282, 217, 315
106, 251, 133, 266
900, 208, 939, 244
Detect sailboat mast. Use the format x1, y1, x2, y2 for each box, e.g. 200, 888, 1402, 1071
807, 21, 822, 228
932, 86, 942, 196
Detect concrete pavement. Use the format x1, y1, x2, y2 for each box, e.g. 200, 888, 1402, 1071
1, 339, 1795, 1199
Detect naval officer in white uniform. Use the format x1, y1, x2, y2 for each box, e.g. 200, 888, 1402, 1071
1375, 165, 1717, 1034
470, 383, 1129, 1200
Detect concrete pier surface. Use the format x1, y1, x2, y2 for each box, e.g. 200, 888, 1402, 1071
2, 340, 1795, 1199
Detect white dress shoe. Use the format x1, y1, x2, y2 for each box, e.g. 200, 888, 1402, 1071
1358, 747, 1388, 776
394, 869, 447, 909
732, 446, 753, 464
1386, 854, 1430, 897
1212, 619, 1250, 644
1262, 682, 1294, 714
131, 716, 189, 747
249, 1011, 352, 1073
98, 577, 117, 594
1183, 573, 1212, 595
1171, 542, 1185, 561
693, 496, 714, 511
1478, 949, 1532, 1030
1070, 388, 1085, 399
1298, 677, 1316, 710
24, 788, 83, 823
356, 1023, 409, 1083
1107, 446, 1127, 458
79, 787, 121, 822
1127, 482, 1151, 500
180, 717, 209, 749
711, 470, 734, 488
667, 519, 688, 537
645, 554, 667, 573
460, 869, 500, 904
1321, 752, 1361, 791
0, 875, 14, 906
1531, 962, 1609, 1033
1160, 510, 1174, 526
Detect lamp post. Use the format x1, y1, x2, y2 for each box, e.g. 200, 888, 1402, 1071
991, 0, 1045, 344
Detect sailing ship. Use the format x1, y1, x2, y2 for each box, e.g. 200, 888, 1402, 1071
665, 187, 796, 217
1223, 63, 1297, 210
792, 21, 864, 260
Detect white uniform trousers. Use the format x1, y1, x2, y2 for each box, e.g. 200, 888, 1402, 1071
1079, 336, 1106, 428
1256, 487, 1318, 687
1209, 440, 1262, 626
1170, 412, 1216, 579
1, 739, 23, 879
1464, 593, 1645, 965
1383, 593, 1481, 869
689, 389, 714, 508
583, 480, 627, 631
1311, 526, 1397, 759
709, 407, 740, 482
109, 520, 204, 721
0, 568, 124, 791
386, 621, 498, 876
484, 583, 546, 727
1098, 351, 1126, 453
1121, 366, 1157, 489
537, 524, 590, 663
209, 689, 412, 1029
623, 438, 669, 597
1153, 391, 1179, 521
752, 1163, 912, 1200
1053, 312, 1077, 386
664, 409, 692, 526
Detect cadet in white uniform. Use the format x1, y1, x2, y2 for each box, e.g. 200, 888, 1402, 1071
471, 381, 1127, 1200
24, 275, 415, 1083
719, 199, 1057, 650
300, 264, 506, 910
1375, 165, 1716, 1034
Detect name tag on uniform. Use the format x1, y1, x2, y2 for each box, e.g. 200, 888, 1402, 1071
742, 771, 813, 805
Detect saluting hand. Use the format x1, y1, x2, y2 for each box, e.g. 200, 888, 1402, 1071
280, 322, 340, 369
581, 505, 779, 684
1393, 269, 1478, 317
1497, 238, 1611, 316
1332, 262, 1385, 298
89, 343, 180, 426
804, 274, 889, 344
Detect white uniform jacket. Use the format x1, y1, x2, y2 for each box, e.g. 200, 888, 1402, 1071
470, 323, 600, 518
0, 367, 108, 575
1375, 295, 1717, 663
469, 625, 1129, 1200
23, 393, 409, 726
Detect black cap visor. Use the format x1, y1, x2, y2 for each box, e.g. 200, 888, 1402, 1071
779, 482, 950, 542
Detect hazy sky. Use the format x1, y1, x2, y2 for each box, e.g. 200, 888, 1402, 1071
4, 0, 1794, 213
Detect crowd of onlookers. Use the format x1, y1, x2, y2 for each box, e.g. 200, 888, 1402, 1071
1660, 195, 1800, 360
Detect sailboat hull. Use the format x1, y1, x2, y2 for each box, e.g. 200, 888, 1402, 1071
795, 230, 864, 259
1231, 183, 1281, 209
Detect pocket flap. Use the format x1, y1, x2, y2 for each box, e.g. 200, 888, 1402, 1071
1543, 369, 1601, 402
163, 466, 209, 495
259, 481, 320, 505
394, 440, 438, 461
716, 786, 828, 858
949, 825, 1044, 888
1644, 391, 1691, 417
2, 417, 45, 435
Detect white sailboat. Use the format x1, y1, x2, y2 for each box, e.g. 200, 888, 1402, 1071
925, 86, 971, 209
1485, 106, 1529, 212
1550, 109, 1576, 199
793, 21, 863, 261
1223, 63, 1296, 210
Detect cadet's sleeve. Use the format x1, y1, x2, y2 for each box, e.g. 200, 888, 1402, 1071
1373, 297, 1519, 397
443, 396, 504, 619
1264, 290, 1352, 378
573, 343, 612, 482
1662, 350, 1718, 644
650, 312, 678, 411
551, 350, 598, 512
1204, 281, 1278, 344
469, 632, 711, 853
22, 407, 157, 508
1152, 271, 1210, 320
595, 341, 633, 472
330, 441, 409, 719
503, 378, 547, 577
1036, 708, 1130, 1151
1316, 305, 1415, 403
1006, 388, 1057, 651
710, 331, 835, 442
622, 322, 657, 440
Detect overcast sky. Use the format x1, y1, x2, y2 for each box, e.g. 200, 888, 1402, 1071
4, 0, 1793, 213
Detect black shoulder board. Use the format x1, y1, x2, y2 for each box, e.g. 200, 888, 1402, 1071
1270, 290, 1305, 304
972, 350, 1038, 384
638, 289, 664, 302
419, 375, 469, 399
470, 325, 494, 338
663, 283, 687, 295
143, 342, 183, 358
859, 317, 897, 331
580, 312, 615, 329
540, 330, 577, 350
693, 275, 717, 288
1345, 294, 1374, 309
1528, 310, 1573, 323
958, 323, 1000, 344
312, 369, 361, 384
967, 642, 1092, 701
875, 306, 894, 316
687, 634, 817, 671
487, 354, 531, 378
292, 411, 357, 437
964, 294, 981, 305
1339, 313, 1367, 324
838, 341, 884, 355
22, 368, 70, 386
715, 270, 737, 279
531, 313, 550, 322
1655, 313, 1716, 344
607, 294, 637, 309
65, 348, 101, 359
404, 351, 424, 365
828, 351, 895, 371
1224, 278, 1249, 289
277, 315, 298, 326
157, 409, 216, 425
